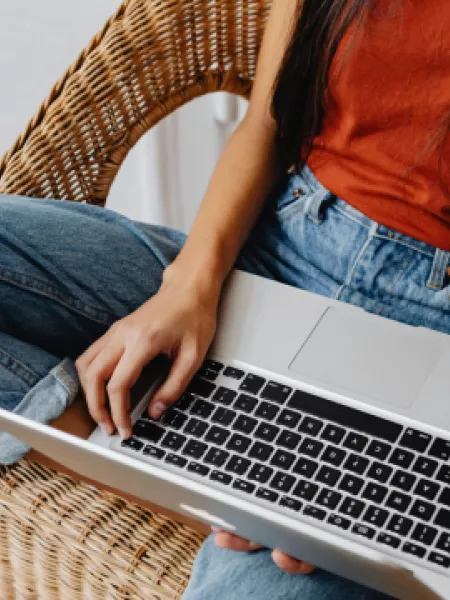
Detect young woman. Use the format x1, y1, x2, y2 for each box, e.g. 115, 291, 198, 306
0, 0, 449, 597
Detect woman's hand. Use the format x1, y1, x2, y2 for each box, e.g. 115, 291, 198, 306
213, 530, 316, 575
76, 265, 221, 438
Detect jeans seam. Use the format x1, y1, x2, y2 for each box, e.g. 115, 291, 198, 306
0, 266, 116, 326
0, 348, 40, 387
335, 223, 377, 300
378, 249, 415, 317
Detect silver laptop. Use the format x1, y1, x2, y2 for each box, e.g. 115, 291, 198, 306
1, 269, 450, 599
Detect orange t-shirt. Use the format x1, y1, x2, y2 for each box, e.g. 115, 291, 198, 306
307, 1, 450, 251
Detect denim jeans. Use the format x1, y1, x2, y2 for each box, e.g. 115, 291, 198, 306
0, 164, 449, 598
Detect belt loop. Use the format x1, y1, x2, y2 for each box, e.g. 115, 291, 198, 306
304, 189, 334, 225
426, 249, 450, 290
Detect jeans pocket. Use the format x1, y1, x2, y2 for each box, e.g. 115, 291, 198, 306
272, 170, 311, 219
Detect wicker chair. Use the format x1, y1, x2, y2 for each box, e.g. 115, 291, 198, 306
0, 0, 270, 598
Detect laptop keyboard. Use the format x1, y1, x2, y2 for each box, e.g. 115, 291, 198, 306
116, 359, 450, 572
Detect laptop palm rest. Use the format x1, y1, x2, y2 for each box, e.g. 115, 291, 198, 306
289, 307, 442, 410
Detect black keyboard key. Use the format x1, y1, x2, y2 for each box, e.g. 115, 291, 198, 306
436, 533, 450, 554
205, 425, 230, 446
403, 542, 426, 559
366, 440, 391, 461
340, 498, 365, 519
239, 374, 265, 394
316, 466, 340, 487
184, 418, 209, 438
429, 438, 450, 461
187, 377, 216, 398
248, 464, 273, 484
293, 458, 319, 479
270, 472, 296, 493
367, 462, 393, 484
213, 386, 237, 406
197, 368, 219, 381
133, 420, 164, 443
234, 393, 258, 413
190, 399, 215, 419
256, 487, 279, 503
299, 438, 324, 458
121, 438, 144, 451
437, 465, 450, 485
413, 457, 438, 477
352, 523, 376, 540
410, 499, 436, 522
304, 505, 326, 521
203, 359, 224, 372
209, 470, 232, 485
211, 407, 236, 427
143, 445, 165, 459
225, 456, 251, 476
438, 487, 450, 508
298, 417, 323, 437
233, 479, 255, 494
435, 508, 450, 530
226, 434, 251, 454
187, 462, 209, 476
248, 441, 273, 462
176, 392, 195, 412
322, 446, 346, 467
411, 523, 437, 546
344, 454, 370, 475
288, 390, 402, 442
362, 482, 388, 504
415, 478, 440, 501
390, 470, 416, 492
389, 448, 415, 469
387, 514, 413, 536
255, 422, 280, 443
339, 474, 364, 496
233, 414, 258, 435
260, 381, 292, 404
182, 439, 208, 459
271, 449, 295, 471
363, 506, 389, 528
163, 408, 188, 430
165, 454, 188, 468
399, 428, 431, 453
280, 497, 303, 511
321, 424, 346, 444
328, 514, 351, 530
204, 447, 229, 468
255, 401, 279, 421
276, 409, 301, 429
377, 533, 401, 549
317, 489, 342, 510
428, 552, 450, 568
223, 366, 245, 380
386, 491, 411, 513
277, 430, 302, 450
293, 480, 319, 501
161, 432, 187, 451
343, 432, 369, 452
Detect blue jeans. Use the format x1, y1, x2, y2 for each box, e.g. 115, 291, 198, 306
0, 164, 449, 598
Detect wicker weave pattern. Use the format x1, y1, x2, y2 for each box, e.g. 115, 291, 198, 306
0, 0, 270, 204
0, 0, 270, 597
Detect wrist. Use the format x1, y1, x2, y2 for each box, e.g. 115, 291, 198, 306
163, 249, 226, 301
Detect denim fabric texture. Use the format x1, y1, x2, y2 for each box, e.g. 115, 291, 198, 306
0, 164, 449, 598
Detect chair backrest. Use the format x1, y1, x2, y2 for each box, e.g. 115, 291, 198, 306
0, 0, 271, 206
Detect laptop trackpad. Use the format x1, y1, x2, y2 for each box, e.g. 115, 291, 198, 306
289, 307, 441, 410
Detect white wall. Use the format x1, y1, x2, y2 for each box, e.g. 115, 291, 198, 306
0, 0, 247, 232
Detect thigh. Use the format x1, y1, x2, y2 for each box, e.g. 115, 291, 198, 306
0, 195, 186, 358
182, 536, 392, 600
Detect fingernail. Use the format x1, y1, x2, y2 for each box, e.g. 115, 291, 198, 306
118, 427, 131, 440
150, 401, 166, 420
99, 422, 112, 436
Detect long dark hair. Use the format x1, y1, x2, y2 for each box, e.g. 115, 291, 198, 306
271, 0, 373, 172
